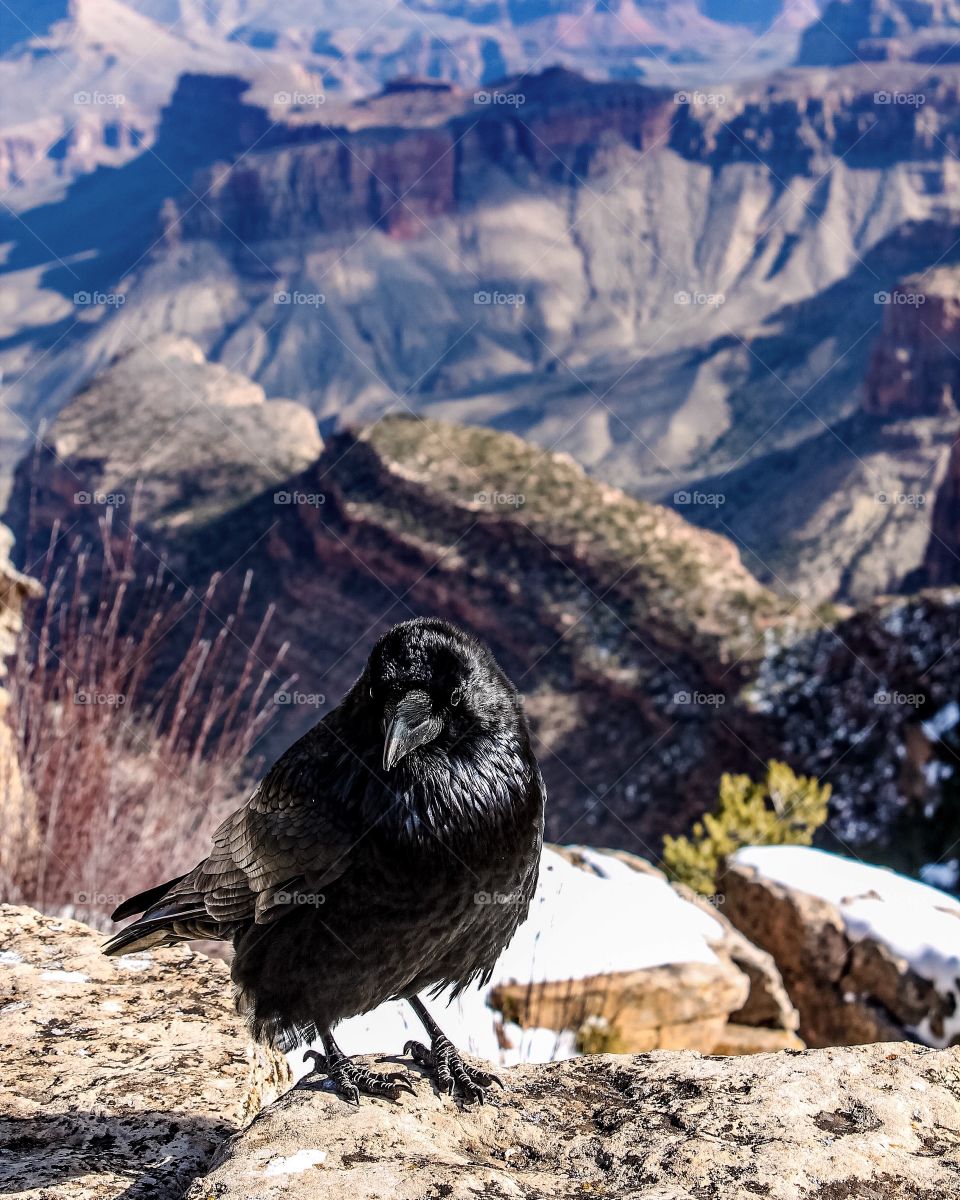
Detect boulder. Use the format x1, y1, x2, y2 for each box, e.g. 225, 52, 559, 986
722, 847, 960, 1048
188, 1042, 960, 1199
0, 904, 289, 1200
14, 336, 322, 534
665, 869, 800, 1040
490, 959, 750, 1055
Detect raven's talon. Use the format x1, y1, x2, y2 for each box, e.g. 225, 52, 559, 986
302, 1048, 414, 1102
403, 1036, 501, 1104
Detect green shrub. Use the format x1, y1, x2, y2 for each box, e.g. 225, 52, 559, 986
662, 760, 830, 895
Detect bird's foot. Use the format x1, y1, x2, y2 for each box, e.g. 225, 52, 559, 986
302, 1049, 416, 1105
403, 1036, 503, 1104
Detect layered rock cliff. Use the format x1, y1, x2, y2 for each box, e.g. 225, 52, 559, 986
10, 62, 960, 603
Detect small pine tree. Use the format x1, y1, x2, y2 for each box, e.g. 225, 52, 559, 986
662, 760, 830, 895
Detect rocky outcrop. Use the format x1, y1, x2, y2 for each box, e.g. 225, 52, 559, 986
22, 335, 321, 531
864, 266, 960, 418
189, 1042, 960, 1199
668, 871, 802, 1045
0, 524, 42, 676
721, 853, 960, 1048
7, 408, 788, 851
0, 527, 42, 902
0, 903, 289, 1200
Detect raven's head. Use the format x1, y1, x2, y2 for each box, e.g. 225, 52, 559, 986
361, 618, 522, 772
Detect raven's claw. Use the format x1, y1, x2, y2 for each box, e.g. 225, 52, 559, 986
302, 1048, 416, 1103
403, 1036, 503, 1104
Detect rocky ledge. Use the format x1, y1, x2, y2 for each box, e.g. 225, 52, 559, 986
3, 901, 959, 1199
192, 1043, 959, 1200
0, 904, 289, 1200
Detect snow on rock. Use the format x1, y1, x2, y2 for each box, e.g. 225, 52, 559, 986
264, 1149, 328, 1176
733, 846, 960, 1047
292, 846, 732, 1074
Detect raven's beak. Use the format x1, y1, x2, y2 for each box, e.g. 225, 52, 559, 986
382, 689, 442, 771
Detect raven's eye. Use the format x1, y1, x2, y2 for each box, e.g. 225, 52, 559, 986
450, 687, 463, 707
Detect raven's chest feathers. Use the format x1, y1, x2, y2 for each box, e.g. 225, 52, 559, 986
372, 736, 541, 864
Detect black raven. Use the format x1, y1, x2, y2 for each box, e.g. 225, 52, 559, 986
103, 617, 545, 1103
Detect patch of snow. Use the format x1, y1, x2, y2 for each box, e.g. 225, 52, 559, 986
294, 846, 721, 1070
734, 846, 960, 1047
116, 955, 153, 971
40, 969, 90, 983
922, 700, 960, 741
0, 950, 23, 965
264, 1149, 327, 1175
920, 861, 959, 892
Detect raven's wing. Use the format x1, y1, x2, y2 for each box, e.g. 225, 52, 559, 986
182, 747, 357, 925
104, 738, 359, 952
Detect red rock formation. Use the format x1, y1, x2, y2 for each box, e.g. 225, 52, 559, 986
168, 70, 677, 242
864, 266, 960, 417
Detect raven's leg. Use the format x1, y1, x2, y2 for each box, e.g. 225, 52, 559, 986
404, 996, 503, 1104
302, 1030, 416, 1105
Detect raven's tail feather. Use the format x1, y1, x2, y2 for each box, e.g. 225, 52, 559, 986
103, 873, 212, 957
111, 874, 186, 922
101, 922, 178, 956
